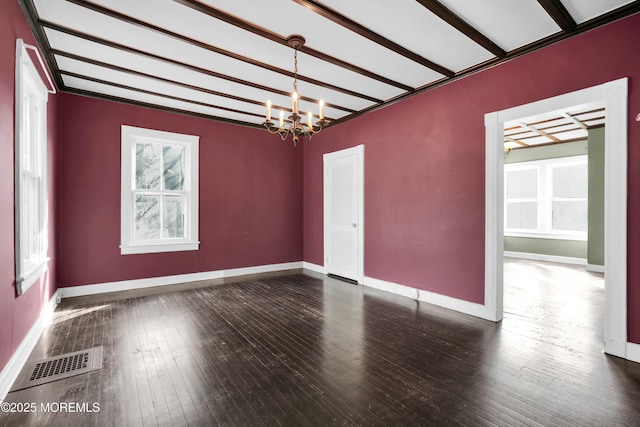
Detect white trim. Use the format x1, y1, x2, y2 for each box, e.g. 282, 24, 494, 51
302, 261, 324, 274
505, 232, 587, 241
504, 251, 586, 265
0, 289, 60, 400
18, 258, 50, 294
603, 78, 628, 359
20, 41, 56, 94
484, 111, 504, 322
627, 343, 640, 364
120, 125, 200, 255
585, 264, 605, 274
485, 78, 628, 358
364, 276, 489, 319
417, 289, 489, 320
120, 241, 199, 255
365, 276, 418, 300
15, 39, 50, 297
323, 145, 365, 283
57, 262, 303, 298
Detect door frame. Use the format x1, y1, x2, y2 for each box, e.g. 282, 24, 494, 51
323, 144, 365, 284
484, 78, 628, 358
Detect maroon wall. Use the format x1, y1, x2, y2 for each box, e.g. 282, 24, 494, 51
304, 14, 640, 344
0, 0, 59, 373
56, 94, 303, 287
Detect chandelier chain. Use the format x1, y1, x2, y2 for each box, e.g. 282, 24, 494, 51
293, 48, 298, 95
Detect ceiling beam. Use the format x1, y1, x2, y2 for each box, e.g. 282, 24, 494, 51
414, 0, 506, 58
65, 0, 376, 105
536, 0, 577, 32
292, 0, 453, 77
38, 22, 285, 97
518, 122, 561, 143
504, 136, 528, 147
53, 49, 347, 118
562, 112, 588, 130
510, 136, 589, 150
61, 70, 269, 119
65, 86, 264, 129
40, 21, 361, 112
173, 0, 415, 92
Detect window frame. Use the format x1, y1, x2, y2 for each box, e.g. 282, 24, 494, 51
120, 125, 199, 255
504, 155, 588, 241
15, 39, 50, 296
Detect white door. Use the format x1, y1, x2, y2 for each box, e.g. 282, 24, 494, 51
324, 145, 364, 283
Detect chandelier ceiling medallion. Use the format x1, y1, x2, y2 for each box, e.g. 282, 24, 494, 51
264, 35, 327, 146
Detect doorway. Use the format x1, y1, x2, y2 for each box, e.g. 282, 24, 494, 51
323, 145, 364, 283
484, 78, 628, 358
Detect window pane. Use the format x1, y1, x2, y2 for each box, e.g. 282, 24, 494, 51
506, 169, 537, 199
552, 200, 588, 232
136, 143, 161, 190
553, 164, 587, 198
163, 145, 185, 191
506, 201, 537, 229
163, 196, 185, 238
135, 195, 160, 240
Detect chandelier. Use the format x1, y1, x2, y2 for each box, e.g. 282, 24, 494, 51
263, 35, 327, 146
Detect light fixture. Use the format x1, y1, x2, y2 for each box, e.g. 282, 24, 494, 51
263, 35, 327, 146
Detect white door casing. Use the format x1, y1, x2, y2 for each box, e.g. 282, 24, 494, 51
484, 78, 628, 357
324, 145, 364, 283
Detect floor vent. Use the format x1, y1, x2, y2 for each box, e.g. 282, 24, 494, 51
10, 347, 103, 392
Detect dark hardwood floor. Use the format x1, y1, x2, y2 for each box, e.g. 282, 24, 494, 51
2, 260, 639, 426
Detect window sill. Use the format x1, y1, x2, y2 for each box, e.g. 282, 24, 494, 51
505, 232, 587, 242
17, 257, 50, 295
120, 241, 199, 255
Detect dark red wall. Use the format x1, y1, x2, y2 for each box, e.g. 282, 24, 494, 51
56, 94, 303, 287
303, 14, 640, 344
0, 0, 59, 373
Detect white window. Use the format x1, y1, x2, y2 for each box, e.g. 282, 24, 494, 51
505, 155, 588, 240
121, 126, 199, 254
15, 39, 51, 295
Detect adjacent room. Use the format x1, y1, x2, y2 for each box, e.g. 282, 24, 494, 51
2, 0, 640, 425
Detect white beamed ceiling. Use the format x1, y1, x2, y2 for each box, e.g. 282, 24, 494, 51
23, 0, 638, 129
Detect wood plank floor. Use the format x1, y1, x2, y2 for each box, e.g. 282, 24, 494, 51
2, 261, 639, 426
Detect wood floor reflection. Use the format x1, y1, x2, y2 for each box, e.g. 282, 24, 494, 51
2, 263, 639, 426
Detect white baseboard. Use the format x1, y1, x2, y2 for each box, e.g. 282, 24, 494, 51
302, 261, 324, 274
364, 276, 419, 300
586, 264, 605, 273
58, 262, 303, 298
627, 342, 640, 364
364, 276, 490, 320
416, 288, 492, 320
504, 251, 586, 265
0, 289, 61, 400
